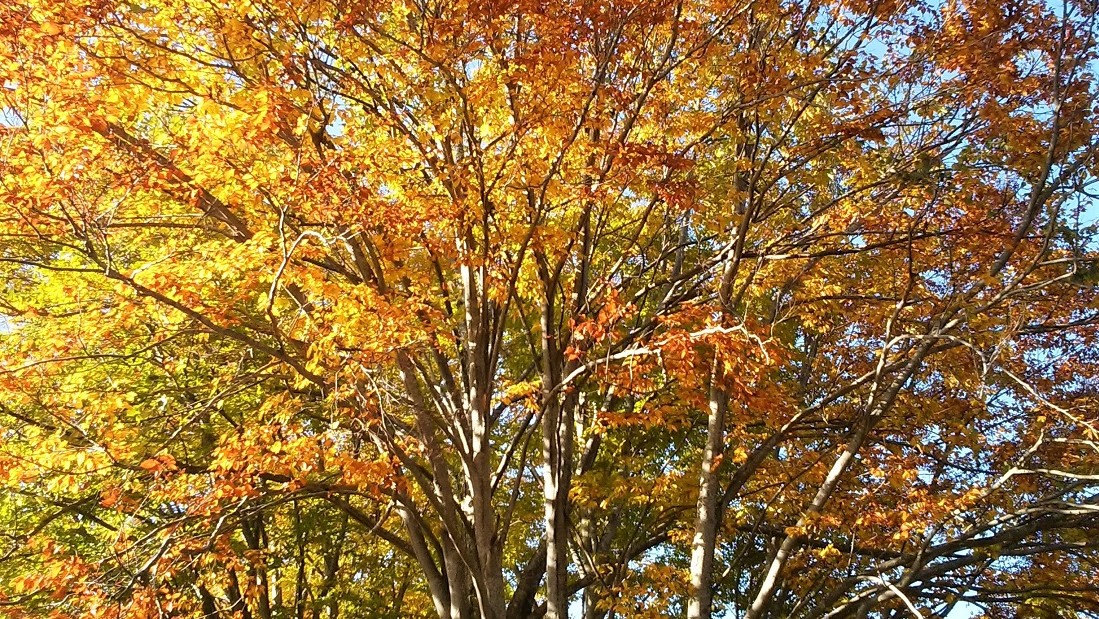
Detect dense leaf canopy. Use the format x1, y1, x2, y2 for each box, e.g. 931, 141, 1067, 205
1, 0, 1098, 618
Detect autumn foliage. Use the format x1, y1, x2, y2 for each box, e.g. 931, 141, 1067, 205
1, 0, 1098, 618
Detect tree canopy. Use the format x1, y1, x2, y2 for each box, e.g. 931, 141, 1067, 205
1, 0, 1098, 618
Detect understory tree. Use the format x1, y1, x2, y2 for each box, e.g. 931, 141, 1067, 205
1, 0, 1098, 617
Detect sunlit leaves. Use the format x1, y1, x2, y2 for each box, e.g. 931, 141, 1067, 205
1, 0, 1097, 617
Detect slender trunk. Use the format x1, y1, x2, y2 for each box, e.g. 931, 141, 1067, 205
399, 505, 451, 619
688, 111, 760, 617
540, 280, 572, 619
443, 535, 474, 619
687, 245, 740, 619
463, 259, 508, 619
543, 397, 575, 619
396, 354, 468, 619
687, 382, 728, 619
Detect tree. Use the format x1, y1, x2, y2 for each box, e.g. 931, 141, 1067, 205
1, 0, 1098, 617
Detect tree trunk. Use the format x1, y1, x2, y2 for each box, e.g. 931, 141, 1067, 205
687, 382, 728, 619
